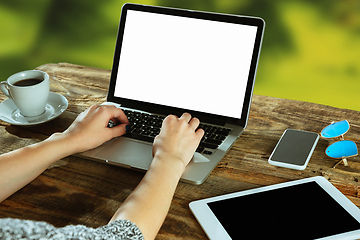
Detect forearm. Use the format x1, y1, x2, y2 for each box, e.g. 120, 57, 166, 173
110, 154, 185, 240
0, 133, 78, 202
0, 105, 129, 203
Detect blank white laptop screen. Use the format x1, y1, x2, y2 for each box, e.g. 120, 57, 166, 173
114, 10, 258, 119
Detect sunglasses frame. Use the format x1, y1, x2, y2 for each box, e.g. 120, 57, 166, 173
321, 120, 358, 168
320, 120, 350, 139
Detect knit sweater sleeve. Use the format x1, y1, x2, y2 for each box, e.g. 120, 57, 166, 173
0, 218, 144, 239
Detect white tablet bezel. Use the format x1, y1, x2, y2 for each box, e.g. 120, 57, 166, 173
189, 176, 360, 240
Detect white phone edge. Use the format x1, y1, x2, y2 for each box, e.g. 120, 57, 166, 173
268, 129, 319, 170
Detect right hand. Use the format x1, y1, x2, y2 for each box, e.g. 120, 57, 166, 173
152, 113, 204, 169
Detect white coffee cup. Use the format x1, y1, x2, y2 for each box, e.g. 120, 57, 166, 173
0, 70, 50, 117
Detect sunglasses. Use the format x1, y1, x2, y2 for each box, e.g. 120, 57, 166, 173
321, 120, 358, 168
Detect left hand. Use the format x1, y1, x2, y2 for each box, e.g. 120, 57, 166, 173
62, 105, 129, 153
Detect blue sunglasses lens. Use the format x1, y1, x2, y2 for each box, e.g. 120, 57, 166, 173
325, 140, 358, 159
321, 120, 350, 138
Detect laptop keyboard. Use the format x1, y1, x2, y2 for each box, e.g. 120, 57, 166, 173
117, 109, 232, 155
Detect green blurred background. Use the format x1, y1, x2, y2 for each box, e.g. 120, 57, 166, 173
1, 0, 359, 111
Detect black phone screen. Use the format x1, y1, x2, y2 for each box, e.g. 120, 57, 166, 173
270, 129, 319, 166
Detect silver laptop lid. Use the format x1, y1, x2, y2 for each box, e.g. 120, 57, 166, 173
107, 3, 264, 128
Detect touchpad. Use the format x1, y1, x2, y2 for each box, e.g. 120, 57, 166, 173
96, 138, 153, 170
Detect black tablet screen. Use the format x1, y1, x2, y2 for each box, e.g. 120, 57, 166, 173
208, 182, 360, 239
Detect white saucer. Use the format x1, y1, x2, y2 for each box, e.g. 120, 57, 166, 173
0, 92, 68, 126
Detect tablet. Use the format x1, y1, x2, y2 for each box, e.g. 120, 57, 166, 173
190, 177, 360, 239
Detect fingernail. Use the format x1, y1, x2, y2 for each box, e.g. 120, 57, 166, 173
126, 125, 131, 133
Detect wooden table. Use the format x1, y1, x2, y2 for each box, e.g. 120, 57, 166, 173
0, 63, 359, 239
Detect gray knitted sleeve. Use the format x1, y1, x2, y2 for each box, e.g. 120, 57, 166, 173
0, 218, 144, 239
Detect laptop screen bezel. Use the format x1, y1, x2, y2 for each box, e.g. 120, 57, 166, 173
107, 3, 264, 127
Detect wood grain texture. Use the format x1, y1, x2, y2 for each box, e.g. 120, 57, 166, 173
0, 63, 359, 239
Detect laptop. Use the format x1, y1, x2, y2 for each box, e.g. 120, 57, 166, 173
78, 3, 265, 185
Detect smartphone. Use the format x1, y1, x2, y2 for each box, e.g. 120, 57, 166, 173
268, 129, 319, 170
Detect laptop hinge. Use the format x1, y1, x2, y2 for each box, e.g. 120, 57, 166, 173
197, 116, 226, 126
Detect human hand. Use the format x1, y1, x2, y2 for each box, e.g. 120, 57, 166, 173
62, 105, 129, 153
152, 113, 204, 169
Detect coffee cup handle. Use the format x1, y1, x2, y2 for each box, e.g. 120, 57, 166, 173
0, 82, 12, 99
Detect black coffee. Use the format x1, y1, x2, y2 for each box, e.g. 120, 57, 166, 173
13, 78, 43, 87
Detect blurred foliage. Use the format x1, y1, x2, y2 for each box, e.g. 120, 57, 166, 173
1, 0, 359, 111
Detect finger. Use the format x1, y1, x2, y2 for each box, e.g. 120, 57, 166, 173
113, 109, 130, 125
195, 128, 205, 139
179, 113, 192, 122
188, 117, 200, 130
107, 123, 128, 138
162, 114, 178, 126
105, 106, 129, 125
